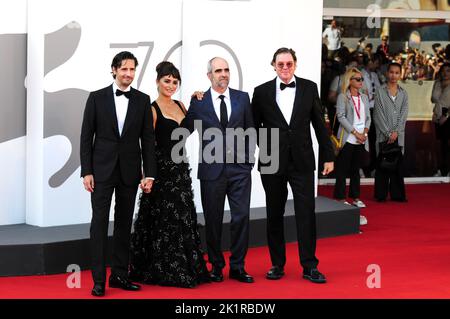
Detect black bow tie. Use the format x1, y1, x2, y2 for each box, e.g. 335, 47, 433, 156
116, 89, 131, 99
280, 81, 296, 90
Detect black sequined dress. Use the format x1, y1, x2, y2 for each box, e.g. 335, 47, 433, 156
129, 100, 210, 288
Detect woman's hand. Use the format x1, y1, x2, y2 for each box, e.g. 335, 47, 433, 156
439, 114, 449, 126
388, 131, 398, 144
353, 131, 366, 144
140, 179, 153, 193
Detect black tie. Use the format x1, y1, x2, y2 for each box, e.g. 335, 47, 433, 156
280, 81, 296, 90
219, 95, 228, 129
116, 89, 131, 99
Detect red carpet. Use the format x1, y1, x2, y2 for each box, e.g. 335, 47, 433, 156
1, 184, 449, 299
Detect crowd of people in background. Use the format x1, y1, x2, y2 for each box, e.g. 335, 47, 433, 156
321, 19, 450, 223
322, 21, 450, 87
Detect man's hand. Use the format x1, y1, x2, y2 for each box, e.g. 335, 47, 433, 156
83, 175, 95, 193
191, 91, 204, 101
388, 131, 398, 144
140, 179, 154, 193
322, 162, 334, 176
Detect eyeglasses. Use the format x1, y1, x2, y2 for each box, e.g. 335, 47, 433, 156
351, 77, 364, 82
276, 62, 294, 69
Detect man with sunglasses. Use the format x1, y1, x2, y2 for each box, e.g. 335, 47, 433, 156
252, 48, 334, 284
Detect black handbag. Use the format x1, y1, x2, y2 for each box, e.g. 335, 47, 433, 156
378, 141, 402, 172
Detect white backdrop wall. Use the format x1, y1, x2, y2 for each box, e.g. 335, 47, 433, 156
0, 0, 27, 225
2, 0, 323, 227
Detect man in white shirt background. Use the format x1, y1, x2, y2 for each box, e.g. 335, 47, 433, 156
322, 19, 342, 60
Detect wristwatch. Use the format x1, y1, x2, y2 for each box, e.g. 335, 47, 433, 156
364, 133, 368, 137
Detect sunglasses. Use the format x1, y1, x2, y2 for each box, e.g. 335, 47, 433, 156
351, 77, 364, 82
276, 62, 294, 69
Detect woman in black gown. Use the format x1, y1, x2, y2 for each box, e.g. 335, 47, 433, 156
129, 61, 210, 288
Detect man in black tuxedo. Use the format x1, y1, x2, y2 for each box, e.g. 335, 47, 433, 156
252, 48, 334, 283
80, 51, 156, 296
183, 57, 256, 283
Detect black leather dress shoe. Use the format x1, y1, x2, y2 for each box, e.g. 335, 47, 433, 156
109, 275, 141, 291
209, 267, 224, 282
303, 268, 326, 284
229, 269, 254, 283
266, 266, 285, 280
91, 283, 105, 297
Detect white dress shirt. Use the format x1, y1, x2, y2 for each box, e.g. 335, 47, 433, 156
276, 76, 296, 124
112, 82, 130, 136
347, 95, 366, 145
210, 87, 231, 123
112, 82, 153, 180
322, 26, 341, 51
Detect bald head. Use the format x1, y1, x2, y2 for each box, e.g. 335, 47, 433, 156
207, 57, 228, 73
207, 57, 230, 93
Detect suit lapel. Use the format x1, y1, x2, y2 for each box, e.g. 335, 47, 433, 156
120, 87, 138, 137
268, 78, 289, 127
289, 76, 304, 126
228, 89, 239, 127
106, 85, 120, 138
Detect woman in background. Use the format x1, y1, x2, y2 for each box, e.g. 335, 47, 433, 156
431, 63, 450, 177
333, 67, 371, 226
373, 62, 409, 202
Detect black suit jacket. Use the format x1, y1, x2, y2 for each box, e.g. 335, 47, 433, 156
252, 76, 334, 175
80, 84, 156, 185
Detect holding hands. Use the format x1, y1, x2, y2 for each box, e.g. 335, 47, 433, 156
140, 178, 153, 193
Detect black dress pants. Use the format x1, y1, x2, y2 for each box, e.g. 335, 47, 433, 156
374, 154, 406, 201
261, 163, 318, 270
334, 143, 366, 200
436, 120, 450, 176
90, 165, 138, 284
200, 164, 251, 271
